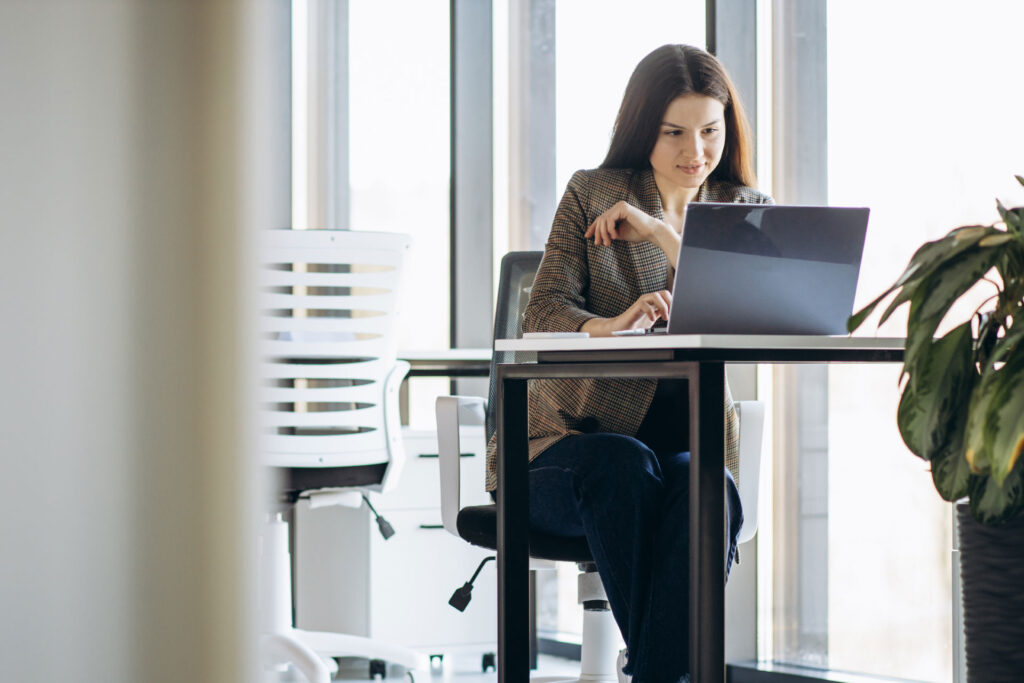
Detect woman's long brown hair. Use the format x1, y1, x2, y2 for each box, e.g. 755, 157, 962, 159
600, 44, 757, 188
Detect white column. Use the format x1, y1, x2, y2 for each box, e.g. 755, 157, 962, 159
0, 2, 280, 681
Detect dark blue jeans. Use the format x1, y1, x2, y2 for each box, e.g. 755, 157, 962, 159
527, 433, 742, 683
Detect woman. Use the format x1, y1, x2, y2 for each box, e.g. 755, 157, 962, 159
486, 44, 772, 683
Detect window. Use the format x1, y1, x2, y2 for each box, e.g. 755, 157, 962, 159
767, 2, 1024, 681
826, 3, 1024, 680
524, 0, 707, 645
294, 0, 452, 428
350, 1, 452, 428
554, 0, 706, 194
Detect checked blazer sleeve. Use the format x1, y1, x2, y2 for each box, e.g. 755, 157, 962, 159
522, 170, 599, 333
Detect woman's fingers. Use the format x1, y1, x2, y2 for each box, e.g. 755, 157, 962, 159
625, 308, 653, 329
636, 292, 670, 325
639, 291, 670, 323
591, 216, 615, 246
604, 220, 617, 245
654, 289, 672, 318
606, 290, 675, 334
585, 218, 604, 245
586, 202, 642, 247
610, 290, 673, 333
645, 295, 666, 321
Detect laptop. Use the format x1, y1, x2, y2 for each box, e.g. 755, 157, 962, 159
665, 203, 869, 336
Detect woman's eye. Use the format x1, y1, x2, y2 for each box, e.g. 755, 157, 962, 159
702, 127, 719, 135
665, 130, 681, 136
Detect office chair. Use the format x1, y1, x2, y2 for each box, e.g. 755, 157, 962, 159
435, 251, 766, 682
259, 229, 429, 683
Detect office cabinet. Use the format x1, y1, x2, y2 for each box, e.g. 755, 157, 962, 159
294, 427, 497, 664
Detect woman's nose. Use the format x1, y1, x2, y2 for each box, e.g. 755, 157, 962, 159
681, 134, 702, 159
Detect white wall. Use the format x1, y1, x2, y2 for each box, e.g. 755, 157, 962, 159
0, 2, 282, 681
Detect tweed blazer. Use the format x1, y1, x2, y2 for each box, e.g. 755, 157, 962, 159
484, 167, 773, 492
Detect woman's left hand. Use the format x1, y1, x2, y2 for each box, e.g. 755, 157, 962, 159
584, 201, 665, 247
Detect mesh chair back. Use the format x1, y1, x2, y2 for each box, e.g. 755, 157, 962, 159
485, 251, 544, 442
258, 229, 410, 490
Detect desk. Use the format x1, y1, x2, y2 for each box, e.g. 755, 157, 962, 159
398, 348, 491, 424
399, 348, 492, 378
492, 335, 904, 683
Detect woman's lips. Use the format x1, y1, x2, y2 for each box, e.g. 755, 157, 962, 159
677, 163, 704, 175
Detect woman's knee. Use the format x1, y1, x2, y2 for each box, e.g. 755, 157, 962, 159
573, 433, 662, 493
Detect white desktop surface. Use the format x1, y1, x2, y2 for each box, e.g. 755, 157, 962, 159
399, 348, 492, 362
494, 334, 905, 353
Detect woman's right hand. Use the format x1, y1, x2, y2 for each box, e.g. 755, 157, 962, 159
582, 290, 672, 337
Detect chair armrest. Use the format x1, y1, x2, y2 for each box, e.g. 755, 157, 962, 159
378, 360, 411, 494
734, 400, 765, 545
435, 395, 486, 537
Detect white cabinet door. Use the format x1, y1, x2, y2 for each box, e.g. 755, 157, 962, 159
368, 508, 497, 651
294, 426, 498, 655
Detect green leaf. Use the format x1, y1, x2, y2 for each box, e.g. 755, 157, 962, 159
989, 320, 1024, 367
910, 247, 1001, 325
985, 356, 1024, 486
996, 198, 1010, 223
848, 288, 896, 333
964, 372, 1001, 475
931, 449, 972, 501
967, 464, 1024, 525
897, 322, 975, 460
975, 313, 1004, 374
847, 225, 994, 333
995, 203, 1024, 238
978, 232, 1014, 248
897, 225, 991, 288
1016, 174, 1024, 187
904, 244, 1004, 363
877, 286, 915, 328
1008, 209, 1024, 238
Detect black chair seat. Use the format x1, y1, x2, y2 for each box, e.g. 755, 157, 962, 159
275, 463, 387, 505
456, 504, 592, 563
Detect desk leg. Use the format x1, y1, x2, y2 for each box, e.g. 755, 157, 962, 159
690, 362, 726, 683
497, 371, 530, 683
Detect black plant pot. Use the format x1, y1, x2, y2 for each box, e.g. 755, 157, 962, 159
957, 502, 1024, 682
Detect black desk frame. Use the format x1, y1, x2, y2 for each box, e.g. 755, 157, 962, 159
495, 345, 903, 683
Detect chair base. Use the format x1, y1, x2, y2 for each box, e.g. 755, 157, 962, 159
262, 630, 332, 683
531, 574, 620, 683
263, 627, 429, 682
576, 607, 620, 683
261, 514, 429, 682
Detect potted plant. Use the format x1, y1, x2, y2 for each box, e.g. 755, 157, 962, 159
847, 175, 1024, 681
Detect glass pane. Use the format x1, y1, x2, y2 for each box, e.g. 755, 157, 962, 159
349, 0, 451, 428
823, 1, 1024, 680
540, 1, 705, 641
826, 364, 953, 682
554, 0, 706, 194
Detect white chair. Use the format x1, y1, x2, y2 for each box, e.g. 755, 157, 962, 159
435, 251, 766, 682
258, 229, 429, 683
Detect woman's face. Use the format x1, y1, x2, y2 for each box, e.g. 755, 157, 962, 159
648, 94, 726, 193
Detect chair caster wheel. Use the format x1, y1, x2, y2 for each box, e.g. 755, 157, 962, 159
370, 658, 387, 680
481, 652, 496, 672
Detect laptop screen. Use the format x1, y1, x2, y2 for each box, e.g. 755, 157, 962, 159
667, 204, 869, 336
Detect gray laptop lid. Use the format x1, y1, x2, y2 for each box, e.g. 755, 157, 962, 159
667, 204, 869, 335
